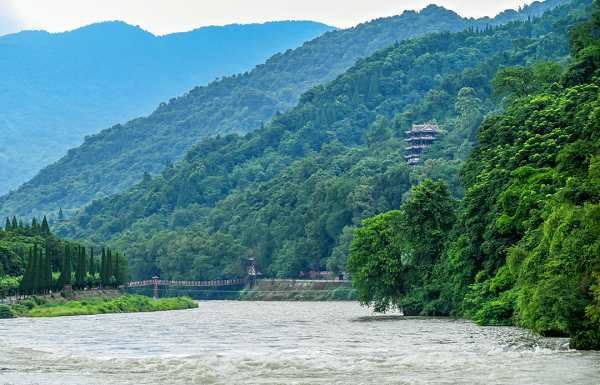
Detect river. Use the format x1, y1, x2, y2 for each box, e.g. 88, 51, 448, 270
0, 301, 598, 384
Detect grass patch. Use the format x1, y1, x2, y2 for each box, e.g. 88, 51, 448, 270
12, 295, 197, 317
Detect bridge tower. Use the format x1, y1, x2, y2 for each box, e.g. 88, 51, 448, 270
152, 276, 159, 299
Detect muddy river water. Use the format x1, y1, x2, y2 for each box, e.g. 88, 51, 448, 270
0, 301, 598, 384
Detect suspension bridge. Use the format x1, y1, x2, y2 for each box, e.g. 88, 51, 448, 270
128, 277, 245, 298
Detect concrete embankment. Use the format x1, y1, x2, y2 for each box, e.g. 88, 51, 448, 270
240, 279, 356, 301
41, 289, 123, 303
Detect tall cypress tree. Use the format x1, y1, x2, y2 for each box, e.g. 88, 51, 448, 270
65, 245, 71, 285
37, 248, 44, 294
45, 244, 52, 292
74, 246, 79, 288
107, 248, 112, 286
78, 247, 83, 288
30, 244, 39, 294
18, 248, 33, 295
11, 216, 17, 230
89, 247, 95, 276
74, 246, 82, 289
352, 87, 361, 105
100, 248, 106, 286
56, 244, 71, 290
79, 247, 87, 288
5, 217, 11, 232
41, 216, 50, 236
114, 252, 120, 286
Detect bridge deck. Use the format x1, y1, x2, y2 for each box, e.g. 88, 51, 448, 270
128, 279, 244, 288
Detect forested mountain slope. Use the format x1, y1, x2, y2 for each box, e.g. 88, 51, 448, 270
0, 20, 336, 194
348, 1, 600, 349
58, 0, 593, 283
0, 0, 569, 220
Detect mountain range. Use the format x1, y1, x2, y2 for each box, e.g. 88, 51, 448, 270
0, 0, 570, 220
0, 20, 336, 194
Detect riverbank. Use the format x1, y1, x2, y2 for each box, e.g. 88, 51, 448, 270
240, 279, 356, 301
9, 294, 197, 317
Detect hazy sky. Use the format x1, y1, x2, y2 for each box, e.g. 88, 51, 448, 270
1, 0, 535, 36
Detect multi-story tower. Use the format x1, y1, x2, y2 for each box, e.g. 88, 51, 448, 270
404, 124, 441, 166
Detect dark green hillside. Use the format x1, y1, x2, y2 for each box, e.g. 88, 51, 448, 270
62, 0, 594, 283
348, 1, 600, 349
0, 20, 335, 195
0, 0, 569, 220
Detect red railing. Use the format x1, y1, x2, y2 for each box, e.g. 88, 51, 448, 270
128, 278, 244, 287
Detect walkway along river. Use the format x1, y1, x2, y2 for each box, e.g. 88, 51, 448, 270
0, 301, 599, 384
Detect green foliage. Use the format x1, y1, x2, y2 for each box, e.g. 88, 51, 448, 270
0, 0, 576, 221
348, 180, 456, 314
491, 60, 564, 104
0, 304, 15, 318
0, 276, 20, 298
0, 245, 22, 277
12, 294, 197, 317
452, 6, 600, 347
473, 295, 516, 326
401, 179, 457, 267
55, 1, 592, 288
329, 3, 600, 349
347, 211, 405, 313
89, 247, 95, 276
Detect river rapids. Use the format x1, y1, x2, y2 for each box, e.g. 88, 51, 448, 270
0, 301, 598, 384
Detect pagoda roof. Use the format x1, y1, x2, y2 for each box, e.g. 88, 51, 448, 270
405, 124, 440, 134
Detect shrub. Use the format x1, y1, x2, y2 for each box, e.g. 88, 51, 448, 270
20, 299, 37, 310
31, 295, 47, 306
473, 292, 516, 326
0, 305, 15, 318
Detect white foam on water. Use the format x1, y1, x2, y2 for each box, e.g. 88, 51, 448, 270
1, 302, 599, 384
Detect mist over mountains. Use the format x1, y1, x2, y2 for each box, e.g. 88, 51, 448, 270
0, 20, 336, 194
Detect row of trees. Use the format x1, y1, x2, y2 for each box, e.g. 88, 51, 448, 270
18, 243, 126, 295
17, 243, 52, 295
4, 215, 51, 236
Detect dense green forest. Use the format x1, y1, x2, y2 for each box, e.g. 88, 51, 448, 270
0, 216, 129, 297
348, 2, 600, 349
51, 0, 593, 285
0, 20, 335, 194
0, 0, 568, 220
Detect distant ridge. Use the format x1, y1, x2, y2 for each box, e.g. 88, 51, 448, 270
0, 0, 572, 219
0, 20, 336, 194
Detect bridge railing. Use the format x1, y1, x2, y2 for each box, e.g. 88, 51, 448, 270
127, 278, 245, 287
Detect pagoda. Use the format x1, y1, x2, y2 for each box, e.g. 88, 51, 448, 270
404, 124, 441, 166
